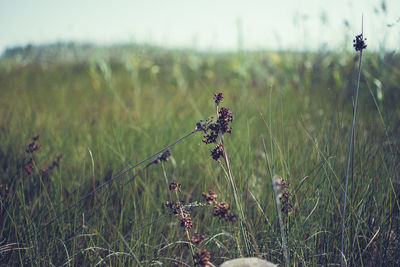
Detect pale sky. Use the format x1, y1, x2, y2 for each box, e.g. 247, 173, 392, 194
0, 0, 399, 53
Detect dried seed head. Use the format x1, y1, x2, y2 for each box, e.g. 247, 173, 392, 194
196, 118, 213, 133
165, 200, 183, 215
274, 176, 293, 217
213, 92, 224, 105
202, 123, 219, 144
26, 142, 42, 154
194, 249, 211, 266
41, 154, 63, 175
190, 233, 206, 244
217, 107, 234, 134
159, 150, 171, 162
214, 202, 231, 219
353, 34, 367, 51
281, 201, 293, 217
202, 189, 218, 204
211, 142, 224, 163
200, 94, 234, 146
180, 212, 193, 229
169, 181, 182, 193
153, 149, 171, 164
273, 176, 289, 197
26, 135, 42, 154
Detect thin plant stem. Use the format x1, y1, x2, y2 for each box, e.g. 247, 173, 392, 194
217, 101, 250, 255
220, 139, 249, 255
340, 20, 365, 266
37, 129, 197, 233
262, 137, 290, 267
174, 191, 196, 265
272, 175, 290, 267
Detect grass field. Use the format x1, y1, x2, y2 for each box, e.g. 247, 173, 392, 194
0, 44, 399, 266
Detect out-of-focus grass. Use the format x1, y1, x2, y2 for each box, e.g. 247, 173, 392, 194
0, 46, 399, 265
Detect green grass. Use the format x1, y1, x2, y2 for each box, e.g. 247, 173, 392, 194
0, 46, 399, 266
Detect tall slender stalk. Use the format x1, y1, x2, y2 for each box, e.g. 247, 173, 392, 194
216, 100, 250, 255
220, 134, 250, 255
262, 137, 289, 267
37, 129, 198, 233
340, 16, 366, 267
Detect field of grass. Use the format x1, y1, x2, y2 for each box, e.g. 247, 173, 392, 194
0, 45, 399, 266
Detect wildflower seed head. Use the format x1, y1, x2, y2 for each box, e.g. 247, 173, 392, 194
274, 176, 289, 197
274, 176, 293, 217
213, 92, 224, 106
202, 189, 218, 204
159, 150, 171, 161
41, 154, 63, 174
353, 34, 367, 51
180, 212, 193, 229
210, 142, 224, 163
196, 118, 213, 133
217, 107, 234, 134
165, 200, 183, 215
26, 141, 42, 154
153, 149, 171, 164
202, 123, 219, 144
214, 202, 231, 219
194, 249, 211, 266
169, 181, 182, 193
281, 201, 293, 217
190, 233, 206, 244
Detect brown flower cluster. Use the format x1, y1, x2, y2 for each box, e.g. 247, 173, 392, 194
41, 154, 62, 174
199, 92, 234, 144
202, 189, 238, 223
24, 135, 42, 176
217, 107, 233, 134
201, 106, 234, 145
353, 33, 367, 51
214, 202, 238, 222
165, 185, 213, 265
165, 200, 183, 215
180, 212, 193, 229
152, 149, 171, 164
26, 135, 42, 153
213, 92, 224, 105
277, 178, 293, 217
210, 142, 224, 163
24, 158, 35, 176
190, 232, 206, 244
195, 118, 213, 134
281, 191, 293, 217
169, 181, 182, 193
194, 249, 211, 266
165, 182, 193, 230
201, 189, 217, 204
202, 123, 219, 144
24, 135, 63, 176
